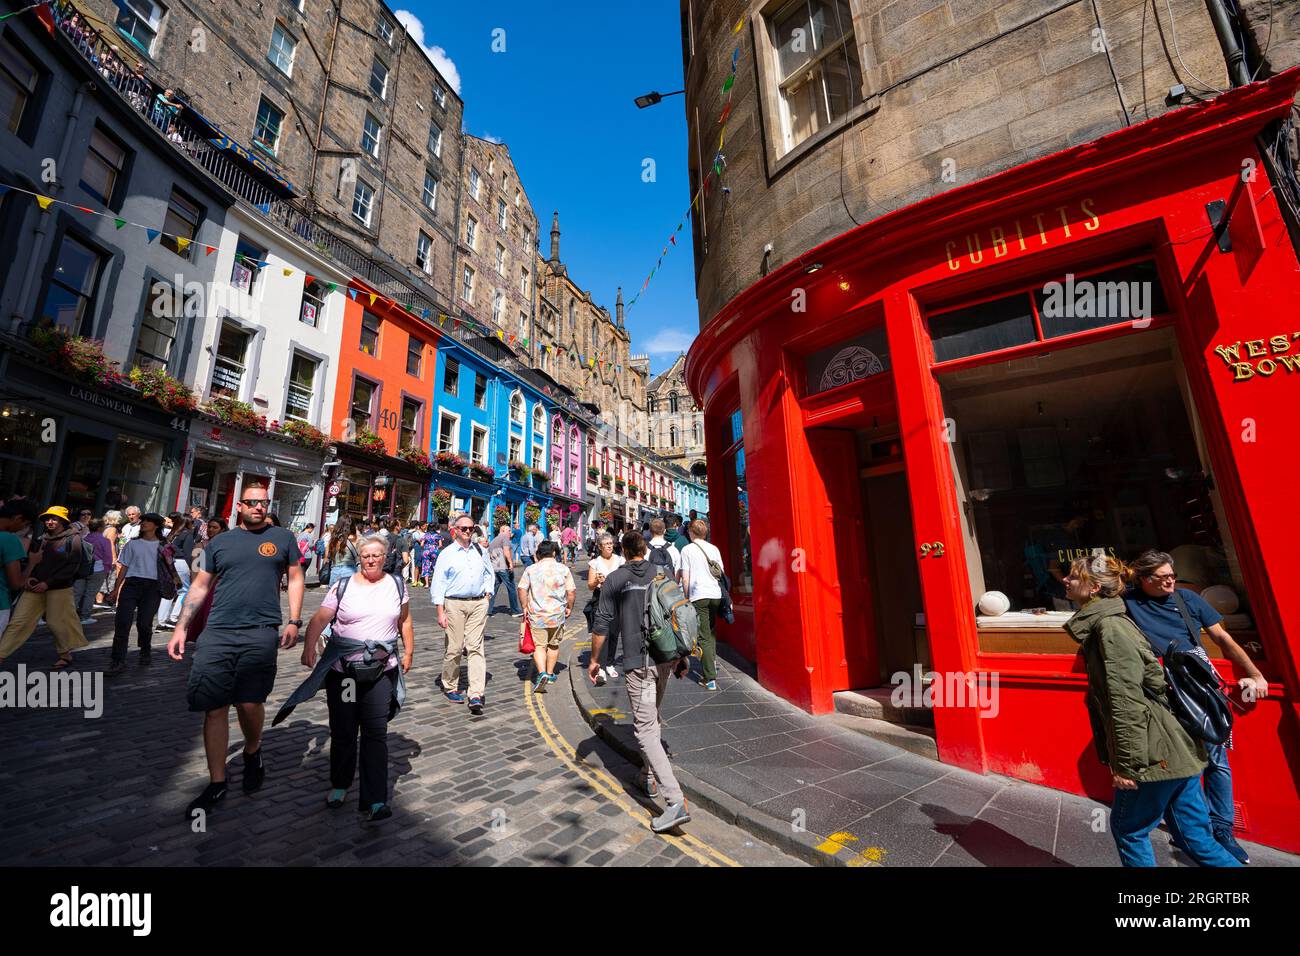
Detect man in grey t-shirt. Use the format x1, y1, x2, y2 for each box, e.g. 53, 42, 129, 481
168, 484, 304, 822
488, 525, 522, 617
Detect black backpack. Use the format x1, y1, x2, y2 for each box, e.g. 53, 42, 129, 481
1149, 592, 1235, 745
647, 542, 673, 575
382, 535, 402, 574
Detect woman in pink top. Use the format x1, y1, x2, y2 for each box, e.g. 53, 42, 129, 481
301, 536, 413, 824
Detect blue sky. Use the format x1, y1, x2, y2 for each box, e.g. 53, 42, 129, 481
394, 3, 698, 376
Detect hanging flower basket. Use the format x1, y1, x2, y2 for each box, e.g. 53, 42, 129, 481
614, 478, 626, 493
128, 366, 198, 413
29, 325, 127, 389
531, 469, 550, 487
524, 501, 542, 525
509, 459, 532, 482
205, 396, 268, 434
587, 466, 600, 480
493, 504, 511, 528
468, 462, 495, 483
599, 509, 613, 521
431, 487, 452, 519
398, 445, 433, 475
278, 418, 330, 450
435, 450, 468, 473
354, 427, 387, 456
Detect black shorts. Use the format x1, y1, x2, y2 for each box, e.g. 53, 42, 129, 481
187, 626, 280, 712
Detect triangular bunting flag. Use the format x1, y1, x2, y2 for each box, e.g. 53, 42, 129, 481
508, 334, 516, 345
422, 309, 429, 318
732, 47, 740, 70
35, 2, 56, 35
454, 319, 461, 330
368, 294, 377, 306
176, 238, 191, 254
145, 229, 160, 243
722, 74, 734, 94
35, 195, 53, 210
669, 235, 676, 246
76, 206, 94, 214
348, 288, 358, 300
733, 15, 745, 32
114, 218, 126, 229
283, 268, 294, 277
328, 282, 338, 293
205, 245, 216, 255
719, 102, 733, 126
304, 275, 314, 286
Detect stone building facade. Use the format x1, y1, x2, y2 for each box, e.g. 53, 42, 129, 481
454, 136, 539, 340
528, 212, 648, 445
74, 0, 465, 312
647, 352, 706, 476
684, 0, 1246, 324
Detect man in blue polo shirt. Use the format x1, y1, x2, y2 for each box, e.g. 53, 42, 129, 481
431, 515, 495, 715
1123, 550, 1268, 864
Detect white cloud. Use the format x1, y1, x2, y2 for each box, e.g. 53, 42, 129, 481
480, 132, 504, 144
394, 10, 462, 94
642, 328, 695, 356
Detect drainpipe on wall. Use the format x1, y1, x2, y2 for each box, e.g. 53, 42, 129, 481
1205, 0, 1252, 87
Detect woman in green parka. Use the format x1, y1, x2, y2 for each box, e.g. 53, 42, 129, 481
1063, 553, 1239, 867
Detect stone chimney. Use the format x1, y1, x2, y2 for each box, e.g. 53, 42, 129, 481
549, 210, 560, 264
616, 287, 624, 328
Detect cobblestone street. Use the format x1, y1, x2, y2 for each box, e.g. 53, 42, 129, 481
0, 559, 799, 868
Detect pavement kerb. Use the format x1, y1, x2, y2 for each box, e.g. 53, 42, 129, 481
563, 640, 851, 868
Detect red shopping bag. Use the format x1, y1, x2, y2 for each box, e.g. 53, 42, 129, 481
518, 619, 535, 655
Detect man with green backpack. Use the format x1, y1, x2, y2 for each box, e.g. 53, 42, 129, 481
589, 530, 697, 833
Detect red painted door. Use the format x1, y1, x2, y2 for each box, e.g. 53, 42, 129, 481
806, 429, 875, 690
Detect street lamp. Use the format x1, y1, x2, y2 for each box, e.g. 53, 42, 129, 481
634, 89, 684, 109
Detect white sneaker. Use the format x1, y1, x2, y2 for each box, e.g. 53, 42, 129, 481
594, 669, 607, 687
79, 617, 95, 625
605, 666, 618, 679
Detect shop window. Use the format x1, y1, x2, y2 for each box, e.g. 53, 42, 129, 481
115, 0, 166, 55
360, 310, 380, 355
804, 325, 890, 395
0, 403, 55, 500
285, 352, 317, 422
231, 237, 267, 294
509, 434, 522, 463
392, 479, 422, 524
79, 125, 129, 209
0, 33, 39, 134
763, 0, 862, 156
399, 397, 422, 449
530, 444, 543, 472
721, 408, 752, 591
471, 425, 489, 465
343, 466, 371, 517
253, 96, 283, 155
134, 281, 187, 372
351, 376, 376, 433
109, 434, 166, 512
159, 188, 201, 260
474, 372, 487, 409
406, 334, 423, 376
443, 356, 460, 395
437, 411, 458, 452
938, 327, 1251, 638
39, 234, 102, 335
300, 279, 325, 327
209, 321, 251, 398
930, 258, 1171, 364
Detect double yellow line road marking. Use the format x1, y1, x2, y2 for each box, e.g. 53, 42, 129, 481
522, 628, 740, 867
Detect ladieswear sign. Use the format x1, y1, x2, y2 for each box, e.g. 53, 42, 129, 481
1213, 332, 1300, 381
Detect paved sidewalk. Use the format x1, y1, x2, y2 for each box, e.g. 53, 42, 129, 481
571, 641, 1299, 867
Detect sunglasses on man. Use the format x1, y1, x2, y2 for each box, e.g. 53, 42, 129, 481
238, 498, 269, 509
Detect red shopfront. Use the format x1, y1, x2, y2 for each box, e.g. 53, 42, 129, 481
687, 74, 1300, 853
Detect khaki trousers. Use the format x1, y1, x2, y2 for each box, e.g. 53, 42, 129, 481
625, 661, 684, 805
0, 589, 89, 658
442, 597, 489, 698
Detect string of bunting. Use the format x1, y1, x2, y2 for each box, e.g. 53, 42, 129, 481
625, 13, 746, 314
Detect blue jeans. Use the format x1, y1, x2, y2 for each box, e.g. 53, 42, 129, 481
489, 569, 520, 615
329, 564, 357, 585
1165, 742, 1234, 839
1111, 775, 1242, 867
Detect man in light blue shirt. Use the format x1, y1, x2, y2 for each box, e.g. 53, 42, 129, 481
519, 524, 542, 568
430, 516, 495, 714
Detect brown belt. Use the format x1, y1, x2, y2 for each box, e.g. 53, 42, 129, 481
446, 595, 487, 601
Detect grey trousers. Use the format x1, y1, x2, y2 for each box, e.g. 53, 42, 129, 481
624, 661, 683, 805
73, 572, 105, 618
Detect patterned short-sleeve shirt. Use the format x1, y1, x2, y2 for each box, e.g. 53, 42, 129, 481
518, 559, 576, 629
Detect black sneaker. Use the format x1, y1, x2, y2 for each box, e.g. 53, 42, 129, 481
184, 782, 227, 820
107, 660, 126, 675
1215, 828, 1251, 864
138, 651, 153, 665
363, 803, 393, 826
242, 749, 266, 794
468, 696, 484, 715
